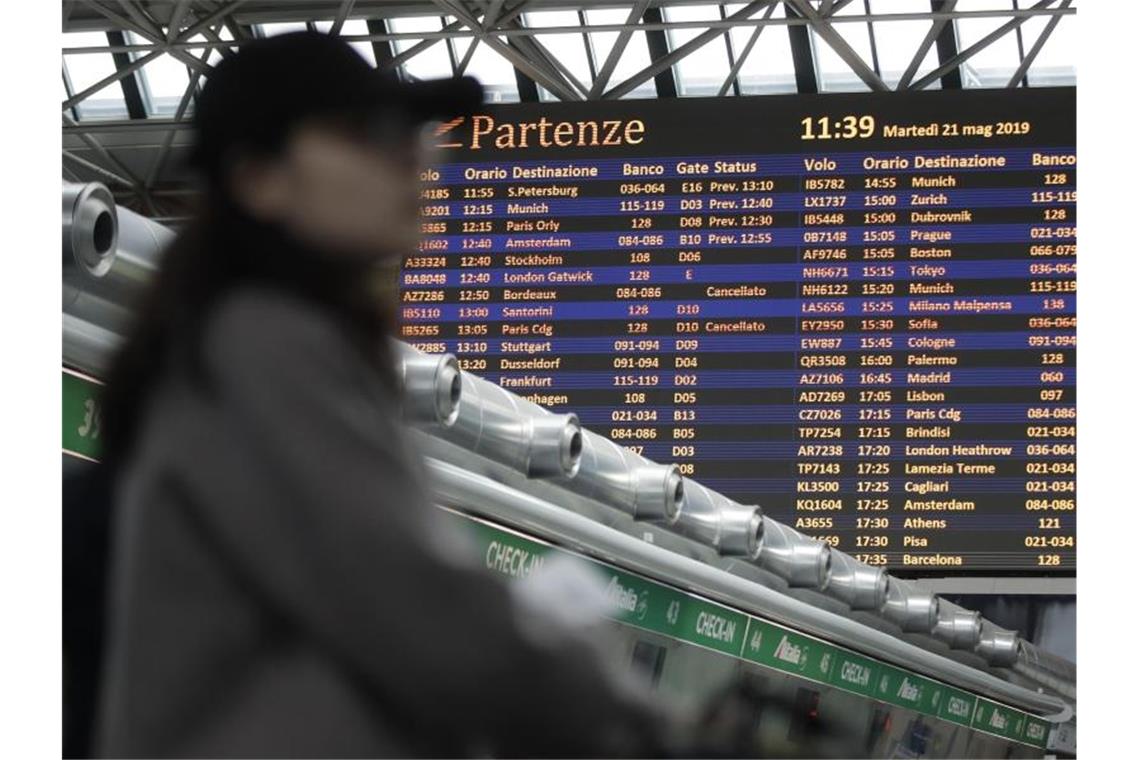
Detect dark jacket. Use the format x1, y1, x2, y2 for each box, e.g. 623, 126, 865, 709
96, 287, 662, 758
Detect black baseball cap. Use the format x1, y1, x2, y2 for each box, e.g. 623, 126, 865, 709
188, 31, 483, 179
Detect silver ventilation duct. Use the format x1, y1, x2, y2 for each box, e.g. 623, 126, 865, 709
755, 517, 831, 589
882, 578, 940, 633
437, 374, 681, 521
672, 479, 763, 558
565, 430, 683, 523
976, 621, 1021, 667
62, 183, 174, 335
933, 602, 983, 650
393, 345, 462, 427
63, 313, 123, 377
825, 551, 888, 611
468, 386, 686, 524
439, 371, 581, 479
63, 182, 117, 280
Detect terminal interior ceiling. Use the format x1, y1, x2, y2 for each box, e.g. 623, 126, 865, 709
62, 1, 1078, 757
63, 0, 1076, 225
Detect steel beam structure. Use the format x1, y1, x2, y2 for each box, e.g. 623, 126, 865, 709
63, 1, 1075, 198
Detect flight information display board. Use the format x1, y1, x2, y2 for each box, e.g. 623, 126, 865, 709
399, 88, 1075, 573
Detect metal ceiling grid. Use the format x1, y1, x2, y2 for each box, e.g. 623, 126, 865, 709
61, 1, 1075, 221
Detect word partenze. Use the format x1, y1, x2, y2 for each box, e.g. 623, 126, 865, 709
468, 115, 646, 149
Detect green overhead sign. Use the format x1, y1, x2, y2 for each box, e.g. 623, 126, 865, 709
465, 515, 1053, 750
62, 369, 102, 461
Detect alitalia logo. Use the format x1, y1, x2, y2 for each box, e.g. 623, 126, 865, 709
605, 576, 639, 613
989, 710, 1008, 731
774, 635, 805, 666
897, 677, 920, 702
947, 696, 971, 718
1027, 722, 1046, 740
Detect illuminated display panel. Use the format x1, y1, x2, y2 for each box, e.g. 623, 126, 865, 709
400, 88, 1076, 573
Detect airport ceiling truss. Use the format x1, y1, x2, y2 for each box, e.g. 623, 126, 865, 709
62, 0, 1075, 221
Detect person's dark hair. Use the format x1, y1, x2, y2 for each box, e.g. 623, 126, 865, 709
97, 32, 482, 473
99, 174, 397, 472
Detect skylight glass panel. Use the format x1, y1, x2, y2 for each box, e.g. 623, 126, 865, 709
813, 1, 877, 92
1020, 6, 1076, 86
343, 19, 378, 66
585, 8, 656, 99
388, 17, 454, 81
664, 6, 732, 97
311, 19, 376, 66
955, 0, 1023, 88
181, 32, 226, 67
869, 0, 942, 89
726, 3, 797, 95
128, 32, 191, 116
463, 38, 520, 103
954, 0, 1019, 9
258, 22, 309, 38
524, 11, 593, 101
63, 31, 128, 120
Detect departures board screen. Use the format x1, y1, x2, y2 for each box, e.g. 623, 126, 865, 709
398, 88, 1076, 574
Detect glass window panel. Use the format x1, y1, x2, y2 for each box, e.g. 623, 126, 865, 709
1020, 7, 1076, 86
463, 38, 520, 103
862, 0, 933, 10
664, 6, 732, 97
128, 32, 191, 116
181, 33, 226, 67
531, 33, 592, 101
955, 0, 1023, 88
525, 11, 592, 101
726, 3, 797, 95
869, 0, 942, 89
585, 8, 656, 99
63, 31, 128, 120
310, 20, 377, 65
814, 1, 877, 92
954, 0, 1019, 8
258, 22, 309, 38
342, 19, 378, 66
389, 17, 454, 81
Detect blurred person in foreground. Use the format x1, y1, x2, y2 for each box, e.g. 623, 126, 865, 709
95, 32, 670, 758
